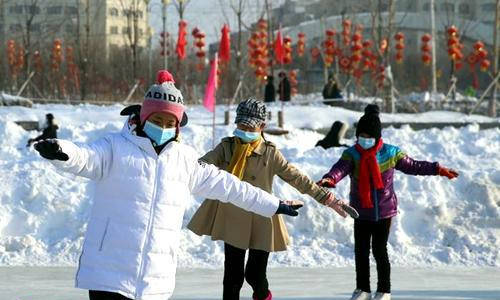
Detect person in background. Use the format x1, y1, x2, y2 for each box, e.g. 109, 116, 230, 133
27, 113, 59, 147
188, 98, 354, 300
32, 71, 302, 300
277, 72, 291, 102
322, 75, 343, 105
317, 104, 459, 300
264, 75, 275, 103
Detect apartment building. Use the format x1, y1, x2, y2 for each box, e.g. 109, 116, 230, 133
0, 0, 150, 58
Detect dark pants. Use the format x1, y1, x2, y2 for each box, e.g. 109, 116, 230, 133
354, 218, 392, 294
89, 290, 132, 300
223, 243, 270, 300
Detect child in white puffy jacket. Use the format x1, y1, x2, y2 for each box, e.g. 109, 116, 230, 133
34, 71, 302, 300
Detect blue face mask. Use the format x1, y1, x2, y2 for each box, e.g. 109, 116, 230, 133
233, 128, 261, 143
143, 121, 176, 146
358, 137, 376, 149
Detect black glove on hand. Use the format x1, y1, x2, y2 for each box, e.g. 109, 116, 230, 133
34, 140, 69, 161
275, 201, 303, 217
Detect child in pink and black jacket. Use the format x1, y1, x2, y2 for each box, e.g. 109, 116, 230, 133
317, 105, 459, 300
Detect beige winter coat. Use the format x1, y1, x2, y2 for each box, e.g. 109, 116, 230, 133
187, 136, 328, 252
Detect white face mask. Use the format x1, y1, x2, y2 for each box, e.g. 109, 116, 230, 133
358, 137, 376, 149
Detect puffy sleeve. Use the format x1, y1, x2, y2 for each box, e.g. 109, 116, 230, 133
48, 137, 113, 180
188, 159, 279, 217
395, 148, 439, 176
322, 149, 354, 184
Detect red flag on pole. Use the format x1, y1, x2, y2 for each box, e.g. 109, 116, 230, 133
274, 26, 285, 64
203, 54, 219, 112
219, 24, 231, 63
176, 20, 187, 60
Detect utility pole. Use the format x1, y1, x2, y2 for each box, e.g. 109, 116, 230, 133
162, 0, 169, 69
430, 0, 437, 94
490, 0, 499, 117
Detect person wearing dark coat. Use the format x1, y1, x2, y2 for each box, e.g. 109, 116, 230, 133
27, 113, 59, 147
264, 75, 276, 103
323, 76, 343, 105
277, 72, 291, 102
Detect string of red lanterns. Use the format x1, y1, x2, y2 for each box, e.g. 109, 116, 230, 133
192, 27, 206, 71
421, 34, 432, 65
394, 32, 405, 64
297, 32, 306, 57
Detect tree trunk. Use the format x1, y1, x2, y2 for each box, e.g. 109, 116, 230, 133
490, 0, 499, 117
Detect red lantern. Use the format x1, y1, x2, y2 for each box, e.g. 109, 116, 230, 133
480, 59, 491, 71
467, 54, 477, 65
447, 25, 458, 36
422, 53, 432, 65
477, 49, 488, 59
297, 32, 306, 57
395, 52, 403, 63
326, 29, 336, 37
340, 57, 351, 69
421, 44, 431, 52
351, 53, 362, 62
421, 34, 431, 43
474, 41, 485, 51
362, 40, 373, 48
352, 33, 362, 42
394, 32, 404, 41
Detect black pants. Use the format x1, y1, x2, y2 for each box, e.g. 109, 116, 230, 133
354, 218, 392, 294
89, 290, 132, 300
223, 243, 270, 300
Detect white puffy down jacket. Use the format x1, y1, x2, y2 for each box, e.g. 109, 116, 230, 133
49, 124, 279, 300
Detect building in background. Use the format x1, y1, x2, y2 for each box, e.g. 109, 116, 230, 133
0, 0, 150, 58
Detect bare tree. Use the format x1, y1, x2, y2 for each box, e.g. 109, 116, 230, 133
119, 0, 148, 80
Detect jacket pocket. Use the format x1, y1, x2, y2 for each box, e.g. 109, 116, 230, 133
98, 218, 110, 251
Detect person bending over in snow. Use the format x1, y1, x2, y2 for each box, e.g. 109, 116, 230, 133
27, 113, 58, 147
187, 98, 358, 300
317, 104, 459, 300
33, 70, 302, 300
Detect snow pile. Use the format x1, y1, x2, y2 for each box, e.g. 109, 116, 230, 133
404, 92, 478, 103
0, 103, 499, 267
0, 92, 32, 107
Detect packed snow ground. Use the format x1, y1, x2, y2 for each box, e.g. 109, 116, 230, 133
0, 103, 498, 268
2, 267, 499, 300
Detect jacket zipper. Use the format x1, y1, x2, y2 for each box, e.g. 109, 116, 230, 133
98, 218, 110, 251
135, 158, 160, 298
373, 187, 379, 221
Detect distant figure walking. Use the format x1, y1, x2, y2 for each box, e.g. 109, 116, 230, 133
277, 72, 291, 102
27, 113, 58, 147
264, 75, 276, 103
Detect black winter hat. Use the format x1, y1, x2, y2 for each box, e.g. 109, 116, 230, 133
356, 104, 382, 139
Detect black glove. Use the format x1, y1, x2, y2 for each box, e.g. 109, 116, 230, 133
34, 140, 69, 161
275, 201, 303, 217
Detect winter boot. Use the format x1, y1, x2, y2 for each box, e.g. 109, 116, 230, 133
349, 289, 371, 300
372, 292, 391, 300
253, 290, 272, 300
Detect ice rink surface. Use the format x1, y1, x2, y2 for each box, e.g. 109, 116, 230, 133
1, 267, 499, 300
